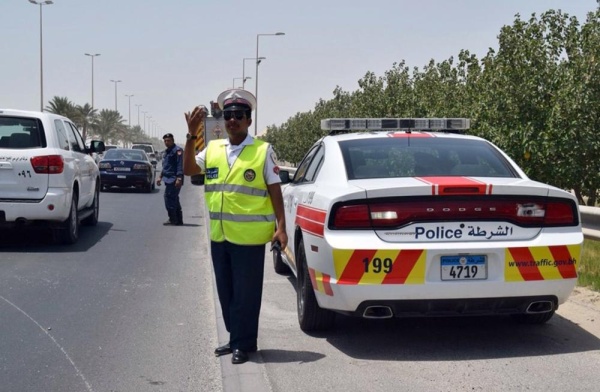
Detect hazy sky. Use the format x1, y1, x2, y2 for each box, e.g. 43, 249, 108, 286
1, 0, 596, 143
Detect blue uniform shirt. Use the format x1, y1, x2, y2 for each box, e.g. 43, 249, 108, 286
161, 144, 184, 184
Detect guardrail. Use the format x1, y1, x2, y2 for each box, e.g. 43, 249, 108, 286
580, 206, 600, 240
280, 166, 598, 240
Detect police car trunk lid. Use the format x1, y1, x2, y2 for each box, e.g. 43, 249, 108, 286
338, 177, 577, 243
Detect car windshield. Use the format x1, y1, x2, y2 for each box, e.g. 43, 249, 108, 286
0, 117, 44, 149
339, 137, 517, 179
104, 149, 147, 161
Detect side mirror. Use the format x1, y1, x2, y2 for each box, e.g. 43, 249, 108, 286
89, 140, 105, 153
191, 173, 205, 186
279, 170, 292, 184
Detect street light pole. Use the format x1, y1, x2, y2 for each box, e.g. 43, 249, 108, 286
243, 57, 264, 89
232, 77, 244, 89
110, 79, 122, 111
84, 53, 100, 109
255, 32, 285, 135
29, 0, 54, 111
135, 104, 142, 126
142, 111, 147, 133
125, 94, 134, 126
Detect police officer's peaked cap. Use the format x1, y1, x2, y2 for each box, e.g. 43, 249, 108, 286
217, 88, 257, 111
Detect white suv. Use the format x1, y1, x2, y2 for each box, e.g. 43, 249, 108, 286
131, 143, 159, 167
0, 109, 105, 244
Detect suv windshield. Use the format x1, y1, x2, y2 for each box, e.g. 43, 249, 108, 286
0, 117, 45, 149
132, 144, 154, 154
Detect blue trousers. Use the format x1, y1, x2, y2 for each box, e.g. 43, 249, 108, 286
163, 182, 181, 220
210, 240, 265, 351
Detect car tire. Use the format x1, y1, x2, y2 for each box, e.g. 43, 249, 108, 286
82, 184, 99, 226
511, 310, 555, 324
58, 193, 79, 245
273, 246, 291, 274
297, 238, 335, 331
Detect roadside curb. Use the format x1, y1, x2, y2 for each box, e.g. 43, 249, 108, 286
212, 269, 273, 392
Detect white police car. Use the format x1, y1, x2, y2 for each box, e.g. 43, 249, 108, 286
273, 118, 583, 331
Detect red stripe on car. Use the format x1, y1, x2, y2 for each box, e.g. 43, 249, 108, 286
548, 245, 578, 279
507, 247, 544, 281
338, 249, 377, 284
382, 249, 424, 284
416, 176, 491, 195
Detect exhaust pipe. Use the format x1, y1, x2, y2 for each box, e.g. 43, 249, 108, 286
526, 301, 554, 314
15, 218, 28, 227
363, 306, 393, 319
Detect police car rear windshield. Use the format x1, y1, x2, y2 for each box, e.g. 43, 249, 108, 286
340, 137, 518, 180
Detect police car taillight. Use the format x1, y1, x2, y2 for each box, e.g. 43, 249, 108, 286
333, 205, 404, 228
331, 197, 578, 230
321, 118, 470, 132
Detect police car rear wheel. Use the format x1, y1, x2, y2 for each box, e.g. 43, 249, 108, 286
296, 238, 335, 331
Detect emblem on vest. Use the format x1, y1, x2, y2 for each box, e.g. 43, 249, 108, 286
244, 169, 256, 182
206, 167, 219, 179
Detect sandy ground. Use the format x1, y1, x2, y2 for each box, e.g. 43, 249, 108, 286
557, 286, 600, 336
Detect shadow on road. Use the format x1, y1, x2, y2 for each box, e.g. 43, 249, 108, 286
0, 221, 113, 253
282, 276, 600, 361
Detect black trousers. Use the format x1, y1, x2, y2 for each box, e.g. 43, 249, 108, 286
210, 240, 265, 351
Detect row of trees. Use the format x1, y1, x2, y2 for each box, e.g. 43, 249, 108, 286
261, 8, 600, 205
45, 96, 157, 148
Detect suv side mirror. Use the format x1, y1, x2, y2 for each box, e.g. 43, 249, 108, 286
89, 140, 105, 153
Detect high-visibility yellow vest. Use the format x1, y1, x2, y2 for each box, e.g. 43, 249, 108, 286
204, 139, 275, 245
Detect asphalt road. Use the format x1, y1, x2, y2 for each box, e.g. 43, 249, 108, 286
2, 183, 600, 392
0, 183, 221, 392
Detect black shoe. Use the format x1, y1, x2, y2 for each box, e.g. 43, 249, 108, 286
214, 344, 232, 357
231, 349, 249, 364
163, 220, 175, 226
175, 221, 183, 226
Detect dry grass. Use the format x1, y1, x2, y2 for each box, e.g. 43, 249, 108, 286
580, 240, 600, 291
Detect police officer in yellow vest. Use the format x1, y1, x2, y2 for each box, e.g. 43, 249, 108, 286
182, 89, 287, 365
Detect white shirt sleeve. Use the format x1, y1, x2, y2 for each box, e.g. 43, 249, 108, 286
195, 148, 206, 172
264, 145, 282, 185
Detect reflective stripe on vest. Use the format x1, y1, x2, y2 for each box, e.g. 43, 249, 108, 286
204, 183, 269, 197
205, 139, 275, 245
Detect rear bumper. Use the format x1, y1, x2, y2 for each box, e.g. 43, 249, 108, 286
0, 188, 71, 225
314, 277, 577, 315
346, 295, 558, 318
100, 172, 151, 187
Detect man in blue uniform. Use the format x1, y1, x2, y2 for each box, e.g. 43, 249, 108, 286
157, 133, 184, 226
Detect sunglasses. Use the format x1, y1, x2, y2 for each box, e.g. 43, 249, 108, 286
223, 111, 247, 121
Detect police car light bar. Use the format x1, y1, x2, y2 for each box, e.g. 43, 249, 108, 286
321, 118, 471, 131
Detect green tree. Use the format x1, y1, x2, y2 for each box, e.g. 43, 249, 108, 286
72, 103, 97, 141
92, 109, 126, 144
45, 96, 76, 119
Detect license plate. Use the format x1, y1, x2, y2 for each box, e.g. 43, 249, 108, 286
441, 255, 487, 280
117, 175, 126, 179
113, 167, 130, 172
